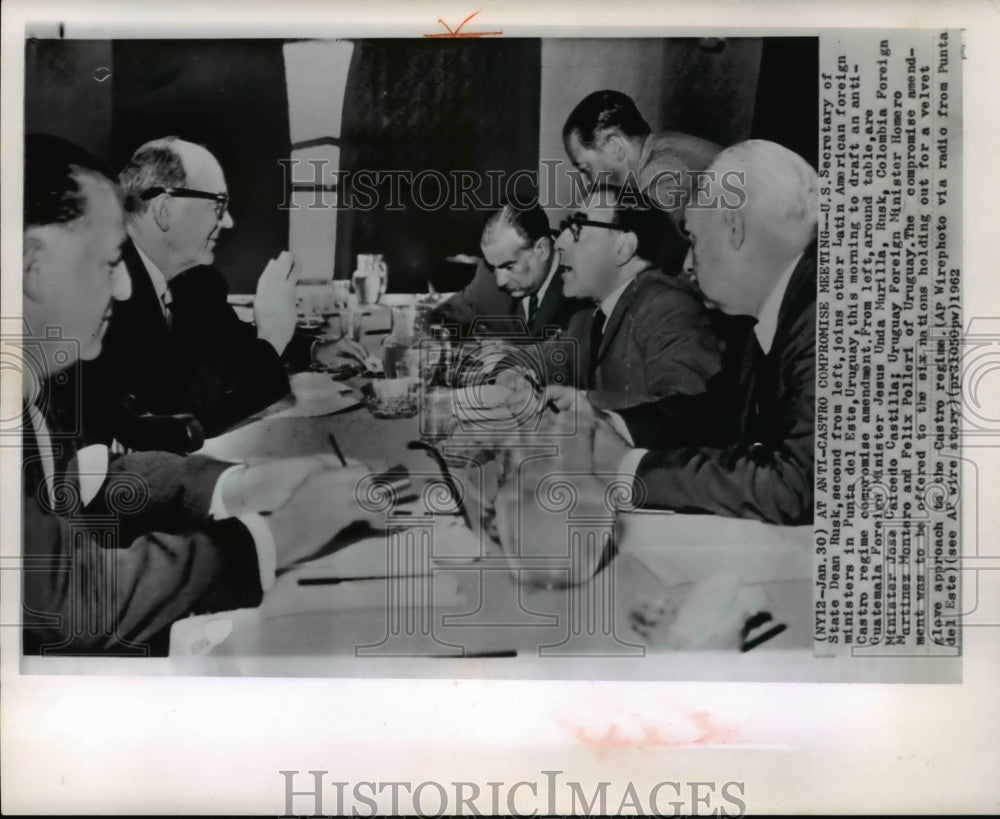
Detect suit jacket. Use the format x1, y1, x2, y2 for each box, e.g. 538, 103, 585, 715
638, 131, 723, 216
431, 258, 590, 341
617, 243, 817, 525
21, 402, 264, 656
548, 268, 721, 409
78, 238, 290, 443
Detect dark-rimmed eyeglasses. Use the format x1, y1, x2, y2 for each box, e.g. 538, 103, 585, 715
140, 186, 229, 219
556, 213, 623, 243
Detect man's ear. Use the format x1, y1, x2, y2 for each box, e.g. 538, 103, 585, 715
150, 195, 172, 232
615, 230, 639, 265
603, 131, 628, 163
533, 235, 551, 258
22, 233, 47, 303
723, 208, 745, 250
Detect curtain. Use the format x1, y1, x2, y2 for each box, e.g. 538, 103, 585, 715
336, 39, 542, 292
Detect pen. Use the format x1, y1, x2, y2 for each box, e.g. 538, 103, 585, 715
298, 574, 432, 586
327, 432, 347, 466
429, 649, 518, 659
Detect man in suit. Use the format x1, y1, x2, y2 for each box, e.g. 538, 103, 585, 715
21, 134, 378, 655
543, 140, 818, 525
76, 136, 355, 443
540, 188, 720, 408
562, 90, 722, 224
431, 203, 590, 341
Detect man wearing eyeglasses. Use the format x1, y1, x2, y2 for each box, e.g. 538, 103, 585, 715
74, 136, 308, 443
544, 140, 817, 525
534, 188, 720, 408
431, 202, 590, 340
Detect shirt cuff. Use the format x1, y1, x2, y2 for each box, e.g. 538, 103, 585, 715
76, 444, 109, 506
236, 513, 277, 591
209, 463, 247, 519
602, 410, 635, 446
616, 449, 649, 510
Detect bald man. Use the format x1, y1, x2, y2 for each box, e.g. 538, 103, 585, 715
545, 139, 818, 525
77, 137, 310, 442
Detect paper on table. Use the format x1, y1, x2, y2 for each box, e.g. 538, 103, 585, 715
262, 575, 464, 618
618, 512, 813, 586
267, 372, 360, 419
291, 518, 482, 583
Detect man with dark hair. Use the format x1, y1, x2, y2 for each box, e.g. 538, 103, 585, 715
431, 202, 590, 340
527, 187, 720, 407
20, 133, 378, 655
562, 90, 722, 221
545, 140, 818, 525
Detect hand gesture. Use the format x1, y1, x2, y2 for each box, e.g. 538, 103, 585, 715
254, 250, 297, 355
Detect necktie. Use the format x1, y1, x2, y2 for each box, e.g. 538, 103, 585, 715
161, 288, 173, 330
526, 293, 539, 328
587, 307, 606, 389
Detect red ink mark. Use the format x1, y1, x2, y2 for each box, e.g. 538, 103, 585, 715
554, 708, 737, 753
423, 10, 502, 38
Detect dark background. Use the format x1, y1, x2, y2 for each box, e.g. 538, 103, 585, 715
25, 36, 817, 293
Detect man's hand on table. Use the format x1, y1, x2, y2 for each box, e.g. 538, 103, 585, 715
265, 465, 383, 569
255, 250, 298, 356
312, 336, 368, 367
221, 455, 351, 516
542, 386, 632, 475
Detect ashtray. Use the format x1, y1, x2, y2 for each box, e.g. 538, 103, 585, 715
297, 316, 327, 332
361, 379, 419, 419
309, 361, 361, 380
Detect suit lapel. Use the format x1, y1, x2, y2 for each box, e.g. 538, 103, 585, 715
595, 273, 644, 364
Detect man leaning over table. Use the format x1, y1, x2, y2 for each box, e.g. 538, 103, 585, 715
431, 202, 591, 340
21, 134, 380, 656
73, 136, 359, 443
536, 140, 817, 526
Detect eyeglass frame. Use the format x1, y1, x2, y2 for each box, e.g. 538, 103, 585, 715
555, 213, 624, 242
140, 186, 230, 219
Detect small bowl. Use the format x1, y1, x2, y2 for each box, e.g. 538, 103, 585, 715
360, 380, 419, 419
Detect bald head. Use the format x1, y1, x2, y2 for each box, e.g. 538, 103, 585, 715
118, 137, 233, 277
685, 140, 817, 316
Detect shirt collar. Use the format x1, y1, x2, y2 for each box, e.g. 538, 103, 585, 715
753, 252, 802, 354
523, 252, 560, 316
133, 241, 171, 304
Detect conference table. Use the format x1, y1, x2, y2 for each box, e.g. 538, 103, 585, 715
168, 301, 815, 679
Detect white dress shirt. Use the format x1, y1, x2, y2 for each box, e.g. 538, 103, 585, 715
133, 242, 173, 319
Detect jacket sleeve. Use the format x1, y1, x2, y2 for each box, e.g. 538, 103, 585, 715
626, 306, 815, 525
22, 496, 263, 656
83, 451, 235, 545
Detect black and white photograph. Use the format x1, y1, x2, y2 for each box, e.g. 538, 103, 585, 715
2, 0, 997, 815
17, 31, 827, 676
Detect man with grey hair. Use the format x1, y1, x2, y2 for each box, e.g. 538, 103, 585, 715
543, 139, 818, 525
79, 137, 320, 442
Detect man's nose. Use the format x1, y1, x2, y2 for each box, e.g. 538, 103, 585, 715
111, 260, 132, 301
220, 207, 234, 229
682, 248, 696, 281
494, 268, 512, 288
